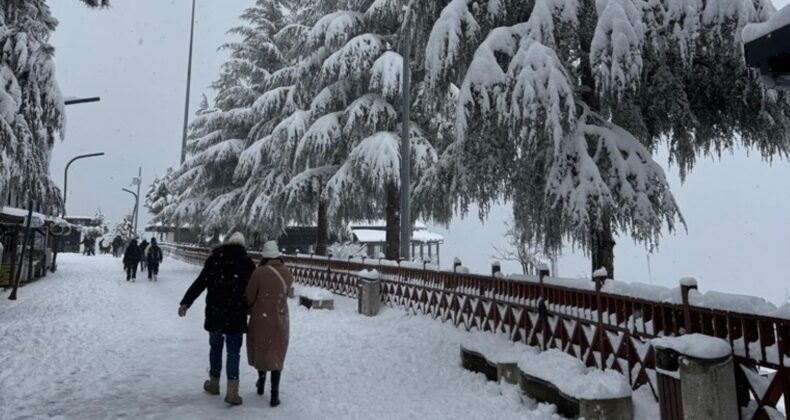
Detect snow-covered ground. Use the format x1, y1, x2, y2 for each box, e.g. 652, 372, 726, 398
0, 254, 571, 420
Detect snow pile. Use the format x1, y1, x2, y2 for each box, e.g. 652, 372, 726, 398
652, 334, 731, 360
298, 285, 334, 301
687, 289, 787, 318
679, 277, 697, 287
461, 332, 536, 364
743, 5, 790, 43
518, 349, 632, 399
602, 280, 682, 303
358, 269, 380, 281
592, 267, 608, 278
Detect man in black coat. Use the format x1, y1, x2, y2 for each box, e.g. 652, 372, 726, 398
146, 238, 163, 281
178, 232, 255, 406
123, 239, 142, 281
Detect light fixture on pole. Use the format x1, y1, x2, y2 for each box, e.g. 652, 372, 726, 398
121, 188, 139, 238
130, 167, 142, 235
399, 2, 412, 261
63, 152, 105, 216
64, 96, 101, 106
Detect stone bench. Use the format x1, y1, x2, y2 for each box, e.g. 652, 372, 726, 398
460, 341, 633, 420
298, 287, 334, 310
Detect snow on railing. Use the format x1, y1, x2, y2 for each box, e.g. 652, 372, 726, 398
161, 241, 790, 417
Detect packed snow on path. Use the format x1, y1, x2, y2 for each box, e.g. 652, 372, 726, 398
0, 254, 568, 420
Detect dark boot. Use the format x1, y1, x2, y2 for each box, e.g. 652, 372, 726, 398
256, 371, 266, 396
270, 370, 281, 407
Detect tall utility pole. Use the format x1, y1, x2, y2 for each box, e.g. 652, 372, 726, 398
399, 4, 412, 261
133, 167, 142, 234
180, 0, 197, 164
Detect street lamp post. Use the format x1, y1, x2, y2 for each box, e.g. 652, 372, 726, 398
132, 167, 142, 234
121, 188, 139, 238
180, 0, 197, 164
399, 3, 412, 261
63, 152, 105, 216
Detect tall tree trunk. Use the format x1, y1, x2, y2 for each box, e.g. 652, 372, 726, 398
579, 0, 615, 278
315, 200, 328, 256
590, 216, 615, 279
385, 182, 400, 260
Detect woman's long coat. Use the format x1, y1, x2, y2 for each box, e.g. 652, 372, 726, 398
246, 260, 293, 371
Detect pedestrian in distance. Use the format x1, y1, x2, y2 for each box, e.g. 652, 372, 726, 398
123, 239, 142, 282
139, 239, 149, 273
146, 238, 163, 281
112, 236, 124, 258
178, 232, 255, 406
245, 240, 293, 407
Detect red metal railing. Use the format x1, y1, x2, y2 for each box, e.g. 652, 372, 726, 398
162, 242, 789, 419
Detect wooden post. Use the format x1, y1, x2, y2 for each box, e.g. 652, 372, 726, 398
453, 258, 462, 273
9, 201, 34, 300
538, 263, 550, 298
491, 261, 501, 277
593, 268, 608, 369
680, 277, 698, 334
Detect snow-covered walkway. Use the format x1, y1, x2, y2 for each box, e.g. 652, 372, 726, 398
0, 254, 564, 420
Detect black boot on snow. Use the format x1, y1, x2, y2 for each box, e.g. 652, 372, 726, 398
270, 390, 279, 407
256, 373, 265, 396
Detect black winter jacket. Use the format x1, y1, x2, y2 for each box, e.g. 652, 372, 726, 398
147, 245, 163, 267
179, 244, 255, 333
123, 245, 142, 266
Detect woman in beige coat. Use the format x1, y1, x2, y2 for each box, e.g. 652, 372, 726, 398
246, 241, 293, 407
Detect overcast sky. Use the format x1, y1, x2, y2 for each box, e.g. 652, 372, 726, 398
49, 0, 790, 304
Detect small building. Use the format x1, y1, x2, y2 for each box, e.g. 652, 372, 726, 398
61, 216, 94, 253
0, 206, 53, 286
347, 221, 444, 265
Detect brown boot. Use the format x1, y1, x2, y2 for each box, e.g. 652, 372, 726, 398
203, 376, 220, 395
224, 379, 243, 405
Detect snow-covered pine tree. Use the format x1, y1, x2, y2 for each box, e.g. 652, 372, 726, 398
165, 1, 295, 239
145, 168, 174, 222
0, 1, 65, 212
299, 1, 438, 260
0, 1, 106, 212
420, 0, 790, 278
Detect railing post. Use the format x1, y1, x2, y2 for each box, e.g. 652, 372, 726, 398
538, 263, 550, 299
453, 257, 462, 273
680, 277, 698, 334
593, 268, 608, 370
491, 261, 501, 277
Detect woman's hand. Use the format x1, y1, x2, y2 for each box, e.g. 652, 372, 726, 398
178, 304, 188, 317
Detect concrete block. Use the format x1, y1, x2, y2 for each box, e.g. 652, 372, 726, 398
579, 396, 634, 420
679, 355, 738, 420
299, 295, 334, 310
496, 362, 520, 385
358, 279, 381, 317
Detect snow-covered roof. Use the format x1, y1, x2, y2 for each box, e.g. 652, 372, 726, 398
351, 227, 443, 244
743, 6, 790, 43
348, 219, 428, 229
0, 206, 48, 225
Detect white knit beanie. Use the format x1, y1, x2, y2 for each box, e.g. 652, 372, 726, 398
260, 240, 280, 259
225, 232, 246, 247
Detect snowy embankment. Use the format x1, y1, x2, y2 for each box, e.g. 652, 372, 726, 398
1, 254, 566, 419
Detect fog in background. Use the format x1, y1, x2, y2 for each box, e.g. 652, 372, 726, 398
49, 0, 790, 304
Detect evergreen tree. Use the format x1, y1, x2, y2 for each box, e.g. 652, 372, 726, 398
418, 0, 790, 277
0, 0, 106, 212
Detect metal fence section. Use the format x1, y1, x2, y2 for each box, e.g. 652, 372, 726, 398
161, 242, 789, 419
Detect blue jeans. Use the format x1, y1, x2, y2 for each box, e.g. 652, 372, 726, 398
209, 332, 243, 380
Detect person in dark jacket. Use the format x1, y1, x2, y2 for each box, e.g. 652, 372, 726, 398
123, 239, 142, 282
112, 236, 124, 257
146, 238, 163, 281
178, 232, 255, 406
